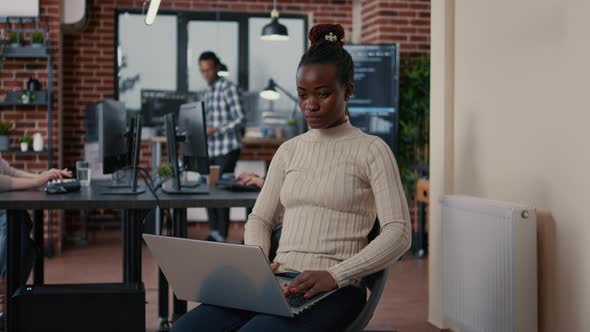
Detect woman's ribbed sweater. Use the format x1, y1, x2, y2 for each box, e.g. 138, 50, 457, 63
244, 121, 411, 287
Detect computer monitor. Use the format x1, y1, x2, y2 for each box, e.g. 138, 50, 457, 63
162, 102, 210, 195
140, 89, 197, 127
98, 100, 129, 174
98, 99, 145, 195
178, 102, 210, 175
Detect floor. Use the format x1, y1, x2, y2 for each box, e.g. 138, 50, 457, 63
43, 224, 438, 332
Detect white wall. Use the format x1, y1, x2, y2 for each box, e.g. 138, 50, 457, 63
430, 0, 590, 331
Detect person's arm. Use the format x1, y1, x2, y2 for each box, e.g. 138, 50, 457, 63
7, 176, 45, 191
12, 169, 37, 179
325, 138, 411, 288
244, 143, 289, 257
215, 82, 245, 135
0, 158, 42, 179
0, 168, 72, 193
0, 158, 18, 177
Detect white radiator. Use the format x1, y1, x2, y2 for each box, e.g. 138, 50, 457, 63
441, 195, 537, 332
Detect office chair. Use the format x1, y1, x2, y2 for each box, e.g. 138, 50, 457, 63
269, 221, 389, 332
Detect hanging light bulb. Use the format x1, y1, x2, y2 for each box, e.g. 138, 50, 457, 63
260, 1, 289, 41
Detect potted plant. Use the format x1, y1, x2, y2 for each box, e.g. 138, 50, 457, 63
20, 135, 31, 151
31, 31, 44, 47
157, 162, 173, 188
20, 90, 35, 104
0, 120, 13, 151
8, 32, 24, 47
285, 117, 297, 138
398, 55, 430, 198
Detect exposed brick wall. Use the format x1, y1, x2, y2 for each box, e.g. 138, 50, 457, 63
361, 0, 430, 54
0, 0, 63, 253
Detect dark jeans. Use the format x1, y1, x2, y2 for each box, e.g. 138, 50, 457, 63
170, 285, 366, 332
207, 149, 241, 237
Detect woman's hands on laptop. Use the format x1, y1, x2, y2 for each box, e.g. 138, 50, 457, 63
283, 271, 337, 299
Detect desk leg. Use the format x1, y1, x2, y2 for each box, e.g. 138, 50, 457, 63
172, 208, 187, 322
6, 210, 24, 332
416, 202, 426, 258
123, 209, 148, 283
33, 210, 44, 285
158, 208, 170, 331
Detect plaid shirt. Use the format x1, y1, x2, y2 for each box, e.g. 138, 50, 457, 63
204, 77, 245, 157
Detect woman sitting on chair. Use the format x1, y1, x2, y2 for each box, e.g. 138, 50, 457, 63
172, 23, 411, 332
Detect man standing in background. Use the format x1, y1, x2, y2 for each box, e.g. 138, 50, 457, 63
198, 51, 245, 242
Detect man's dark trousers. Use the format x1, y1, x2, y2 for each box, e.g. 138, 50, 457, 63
207, 149, 241, 238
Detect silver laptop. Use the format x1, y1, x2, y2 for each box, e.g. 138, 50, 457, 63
143, 234, 336, 317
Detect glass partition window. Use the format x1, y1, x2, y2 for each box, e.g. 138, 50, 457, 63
248, 17, 305, 113
116, 10, 307, 122
117, 13, 177, 110
187, 21, 239, 92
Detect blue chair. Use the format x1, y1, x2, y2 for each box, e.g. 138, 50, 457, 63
269, 221, 389, 332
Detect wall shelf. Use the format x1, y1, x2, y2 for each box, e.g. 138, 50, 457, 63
0, 16, 53, 168
0, 101, 48, 107
3, 46, 50, 58
0, 149, 48, 154
0, 91, 48, 107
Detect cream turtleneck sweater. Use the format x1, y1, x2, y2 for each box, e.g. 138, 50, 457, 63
244, 120, 411, 287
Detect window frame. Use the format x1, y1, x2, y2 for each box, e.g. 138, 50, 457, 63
114, 9, 309, 100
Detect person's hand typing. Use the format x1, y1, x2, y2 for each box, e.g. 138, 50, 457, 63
284, 270, 337, 299
236, 173, 264, 188
37, 168, 72, 186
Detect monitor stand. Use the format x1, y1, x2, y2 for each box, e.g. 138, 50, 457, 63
101, 187, 146, 195
160, 178, 208, 195
181, 180, 200, 188
101, 169, 145, 189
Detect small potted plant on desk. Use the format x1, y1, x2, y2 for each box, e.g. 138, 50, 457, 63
20, 135, 32, 152
0, 121, 12, 151
157, 162, 173, 189
285, 117, 298, 138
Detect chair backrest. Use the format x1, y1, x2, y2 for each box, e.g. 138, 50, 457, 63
269, 220, 389, 332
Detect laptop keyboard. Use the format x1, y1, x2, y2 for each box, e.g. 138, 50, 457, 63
285, 291, 321, 308
276, 276, 333, 312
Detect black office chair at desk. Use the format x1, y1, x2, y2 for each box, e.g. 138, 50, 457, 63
269, 221, 390, 332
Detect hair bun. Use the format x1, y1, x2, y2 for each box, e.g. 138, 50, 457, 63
308, 24, 345, 51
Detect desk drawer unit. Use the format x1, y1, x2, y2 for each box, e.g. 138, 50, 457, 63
13, 282, 145, 332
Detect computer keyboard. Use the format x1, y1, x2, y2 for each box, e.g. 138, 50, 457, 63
216, 179, 260, 192
44, 178, 81, 194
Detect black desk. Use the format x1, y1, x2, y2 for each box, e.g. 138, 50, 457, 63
155, 188, 258, 331
0, 182, 157, 332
